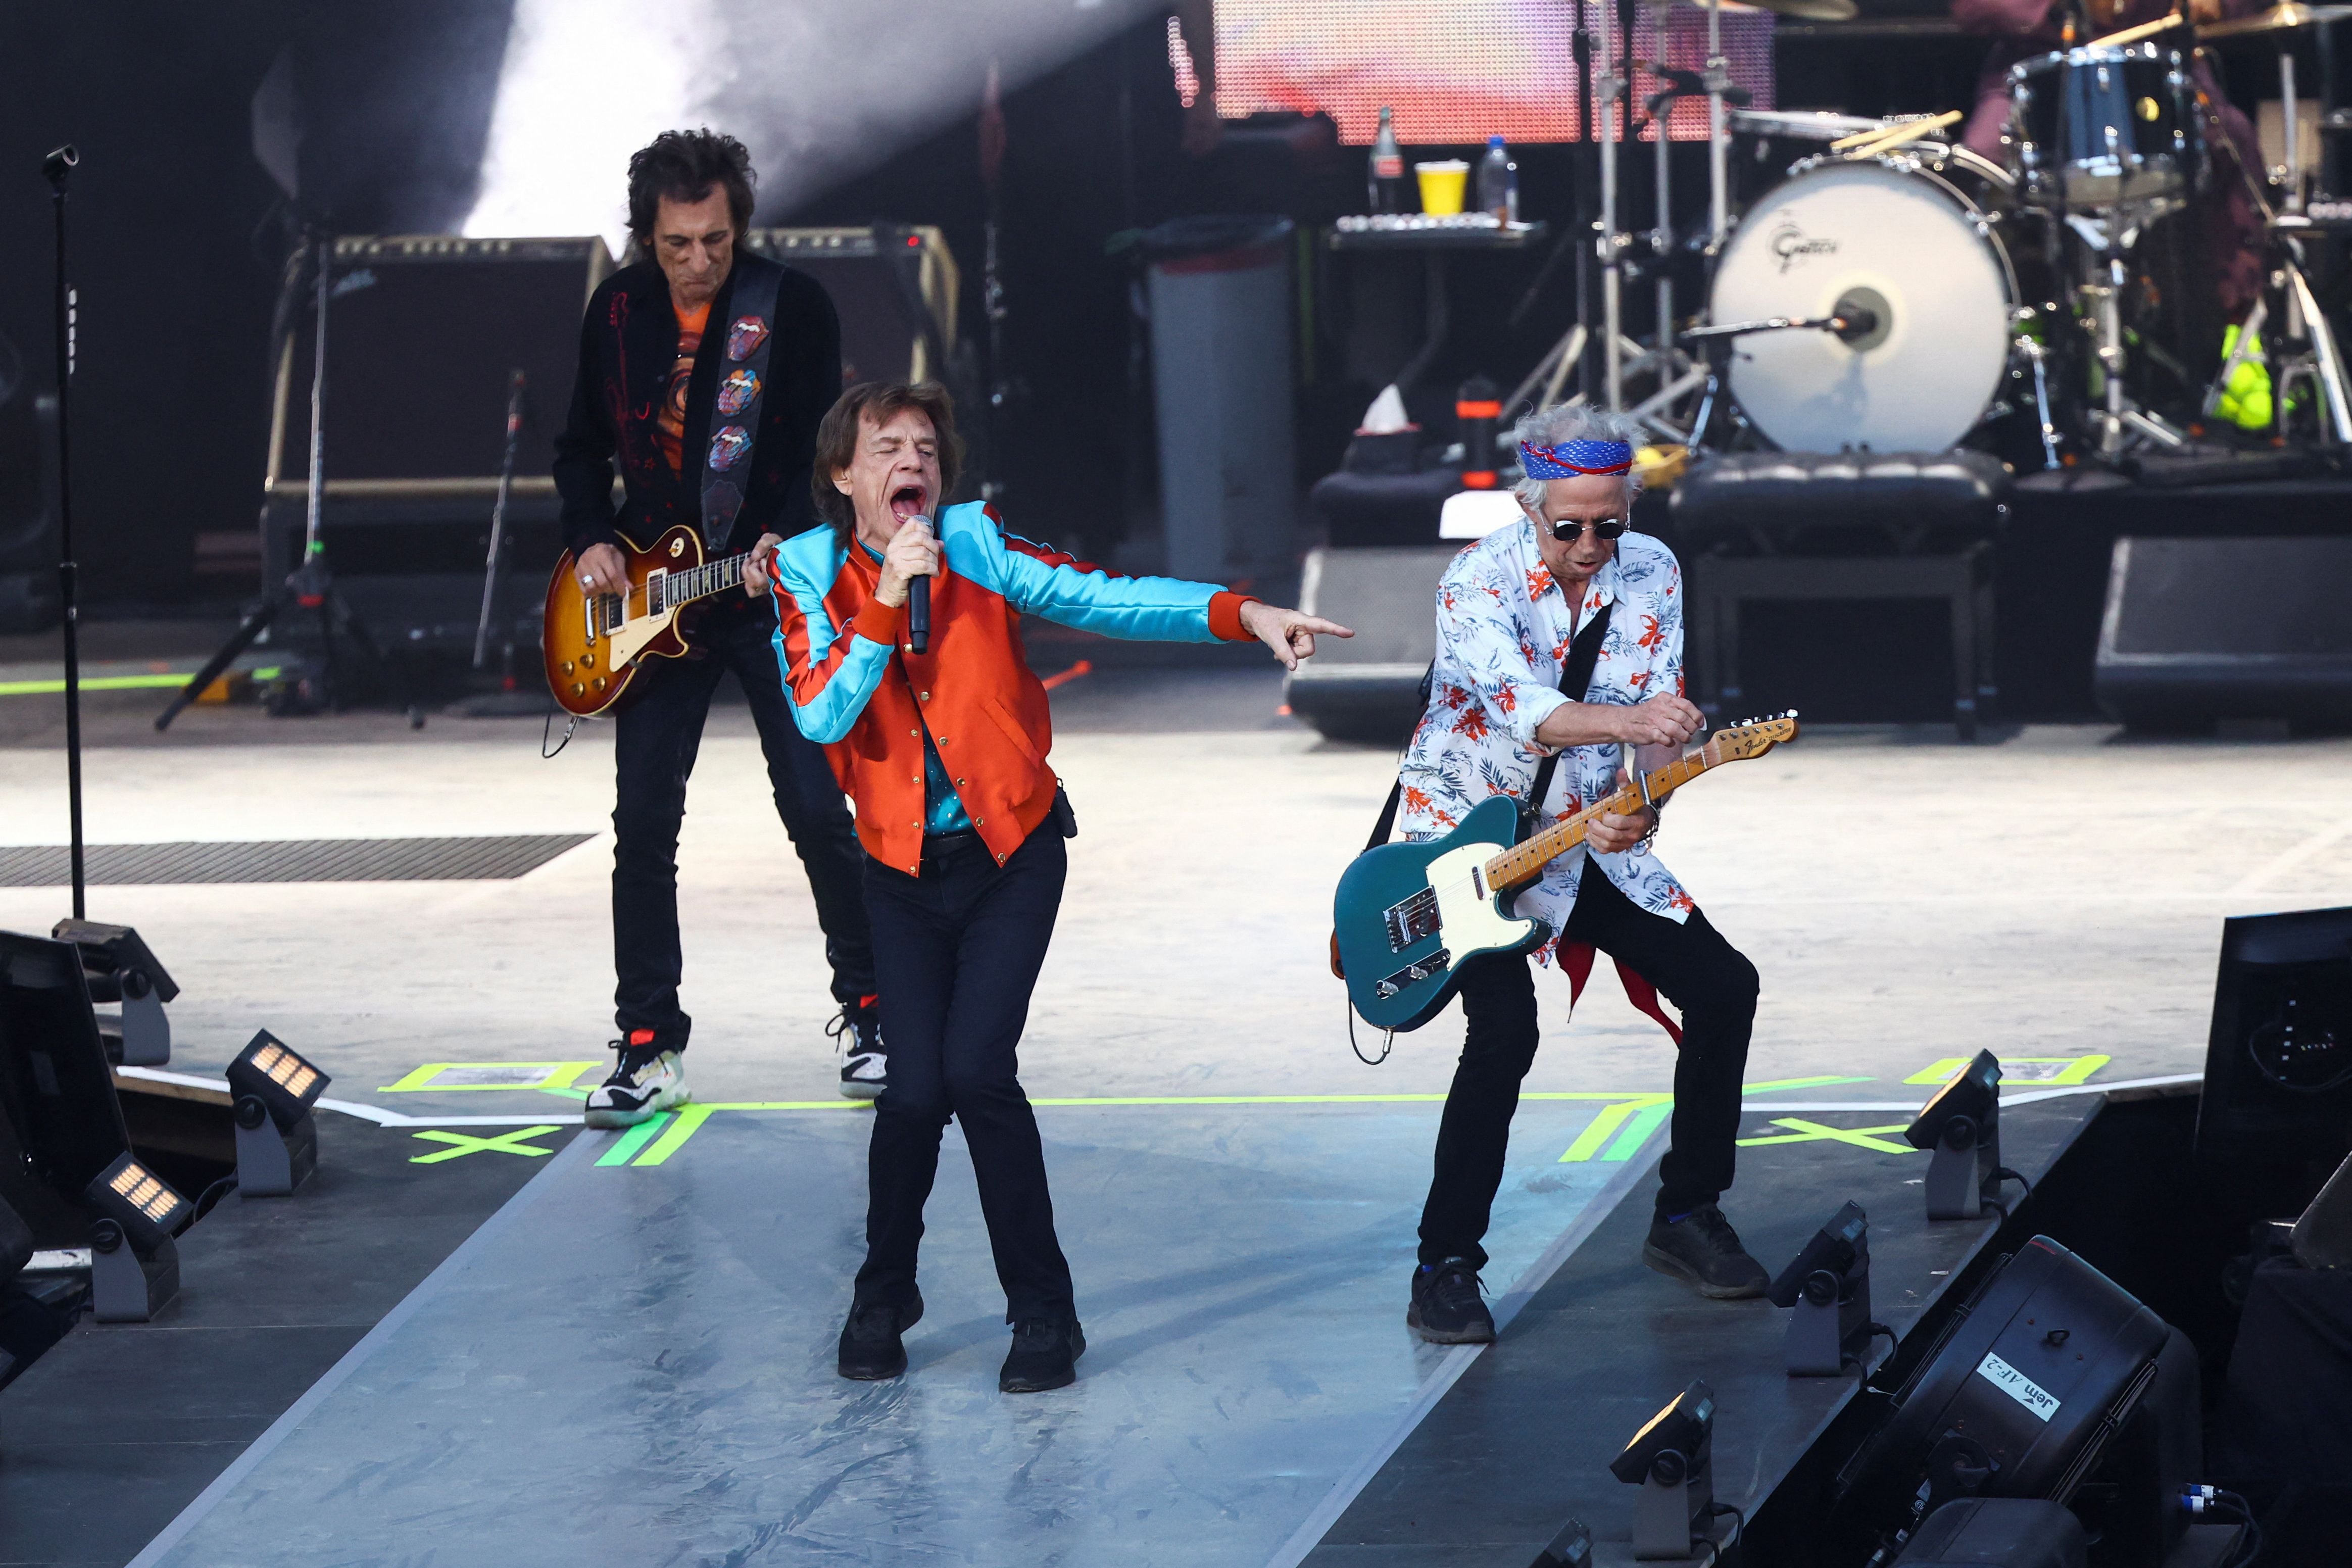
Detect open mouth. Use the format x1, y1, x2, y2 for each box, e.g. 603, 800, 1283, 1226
889, 483, 928, 525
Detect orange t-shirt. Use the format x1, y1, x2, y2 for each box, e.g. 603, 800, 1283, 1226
654, 301, 711, 474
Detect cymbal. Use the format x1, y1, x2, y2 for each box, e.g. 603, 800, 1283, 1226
2198, 3, 2352, 40
1689, 0, 1859, 20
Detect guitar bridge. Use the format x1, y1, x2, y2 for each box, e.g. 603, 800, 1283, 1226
1384, 889, 1442, 952
1374, 949, 1450, 1001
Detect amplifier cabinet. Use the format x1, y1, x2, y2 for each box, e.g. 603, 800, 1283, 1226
2096, 536, 2352, 729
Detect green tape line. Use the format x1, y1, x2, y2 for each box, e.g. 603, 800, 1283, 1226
596, 1111, 672, 1166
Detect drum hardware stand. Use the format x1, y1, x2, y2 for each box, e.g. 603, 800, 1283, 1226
159, 236, 422, 731
1597, 0, 1630, 411
2206, 254, 2352, 443
2065, 211, 2190, 456
2008, 325, 2064, 469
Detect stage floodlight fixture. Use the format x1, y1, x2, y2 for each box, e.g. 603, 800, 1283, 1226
1907, 1050, 2003, 1220
1613, 1379, 1717, 1559
1770, 1200, 1876, 1376
227, 1031, 326, 1196
53, 918, 177, 1067
228, 1031, 327, 1128
85, 1153, 187, 1255
84, 1152, 186, 1321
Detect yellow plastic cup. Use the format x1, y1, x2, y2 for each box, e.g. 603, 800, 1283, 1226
1415, 160, 1469, 216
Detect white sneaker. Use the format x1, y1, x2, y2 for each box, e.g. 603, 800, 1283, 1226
829, 1001, 887, 1101
585, 1043, 689, 1129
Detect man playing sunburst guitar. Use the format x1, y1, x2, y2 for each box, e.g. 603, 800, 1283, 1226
553, 130, 881, 1124
1397, 405, 1767, 1344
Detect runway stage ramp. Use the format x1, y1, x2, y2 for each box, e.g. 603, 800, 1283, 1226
128, 1098, 1646, 1566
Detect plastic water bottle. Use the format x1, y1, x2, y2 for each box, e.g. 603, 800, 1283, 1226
1369, 107, 1405, 214
1478, 135, 1518, 224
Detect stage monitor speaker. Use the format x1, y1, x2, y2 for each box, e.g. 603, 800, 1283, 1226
1284, 545, 1456, 745
0, 930, 134, 1250
2193, 905, 2352, 1175
1888, 1499, 2088, 1567
1839, 1237, 2173, 1539
740, 226, 958, 387
2095, 536, 2352, 730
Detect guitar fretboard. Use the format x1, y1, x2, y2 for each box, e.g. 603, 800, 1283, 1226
1483, 741, 1726, 893
595, 550, 753, 632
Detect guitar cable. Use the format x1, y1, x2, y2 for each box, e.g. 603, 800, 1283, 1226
1347, 998, 1394, 1065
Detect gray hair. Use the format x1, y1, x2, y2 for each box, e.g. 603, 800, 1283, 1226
1510, 404, 1644, 512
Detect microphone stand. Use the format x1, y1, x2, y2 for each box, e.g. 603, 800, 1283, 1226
44, 145, 86, 920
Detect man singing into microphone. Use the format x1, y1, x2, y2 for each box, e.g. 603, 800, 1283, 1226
755, 380, 1349, 1393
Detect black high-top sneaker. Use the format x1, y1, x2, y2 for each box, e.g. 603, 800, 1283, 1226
583, 1030, 688, 1130
829, 995, 886, 1101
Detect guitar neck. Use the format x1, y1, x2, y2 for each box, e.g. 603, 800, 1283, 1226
1484, 743, 1724, 892
649, 550, 751, 613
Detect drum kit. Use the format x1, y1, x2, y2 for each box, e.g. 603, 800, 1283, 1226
1526, 0, 2352, 467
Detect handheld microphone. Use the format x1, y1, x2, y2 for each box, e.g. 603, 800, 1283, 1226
907, 514, 932, 654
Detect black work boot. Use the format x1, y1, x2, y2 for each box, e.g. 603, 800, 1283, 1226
1643, 1205, 1769, 1299
1406, 1257, 1496, 1344
1000, 1317, 1086, 1393
837, 1291, 924, 1380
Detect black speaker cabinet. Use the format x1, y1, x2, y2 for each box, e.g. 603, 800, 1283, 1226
1842, 1237, 2174, 1536
740, 226, 958, 387
1284, 545, 1457, 744
2095, 536, 2352, 730
262, 235, 614, 652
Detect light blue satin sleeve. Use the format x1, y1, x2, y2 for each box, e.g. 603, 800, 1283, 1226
936, 502, 1221, 643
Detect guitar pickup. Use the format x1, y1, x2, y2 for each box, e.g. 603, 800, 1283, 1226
1383, 892, 1443, 952
1374, 948, 1450, 1001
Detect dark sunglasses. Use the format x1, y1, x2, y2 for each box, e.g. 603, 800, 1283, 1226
1546, 516, 1631, 542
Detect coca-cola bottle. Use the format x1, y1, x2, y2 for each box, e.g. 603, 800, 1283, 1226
1368, 106, 1405, 215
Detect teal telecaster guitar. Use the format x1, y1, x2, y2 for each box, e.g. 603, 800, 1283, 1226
1332, 713, 1799, 1032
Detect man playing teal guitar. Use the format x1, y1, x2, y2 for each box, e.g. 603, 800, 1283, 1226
1373, 406, 1771, 1342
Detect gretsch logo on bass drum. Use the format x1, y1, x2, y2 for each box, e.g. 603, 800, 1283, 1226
1770, 220, 1838, 273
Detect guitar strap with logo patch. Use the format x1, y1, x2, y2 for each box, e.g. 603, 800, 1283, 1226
698, 256, 783, 549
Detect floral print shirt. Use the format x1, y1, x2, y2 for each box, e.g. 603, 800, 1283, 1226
1396, 518, 1695, 948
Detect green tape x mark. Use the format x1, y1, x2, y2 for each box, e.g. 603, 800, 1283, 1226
410, 1125, 563, 1163
1736, 1118, 1918, 1154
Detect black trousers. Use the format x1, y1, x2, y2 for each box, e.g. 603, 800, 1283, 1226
611, 594, 873, 1049
1417, 862, 1760, 1270
853, 825, 1074, 1324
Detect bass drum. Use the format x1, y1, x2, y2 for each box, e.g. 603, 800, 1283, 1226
1709, 157, 2017, 455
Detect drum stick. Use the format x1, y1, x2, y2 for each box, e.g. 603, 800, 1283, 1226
2089, 12, 2184, 46
1839, 110, 1963, 157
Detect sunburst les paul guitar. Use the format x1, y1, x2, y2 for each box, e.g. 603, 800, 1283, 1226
1333, 713, 1799, 1032
543, 525, 759, 717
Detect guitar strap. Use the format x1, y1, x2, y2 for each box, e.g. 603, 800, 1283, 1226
1359, 601, 1613, 853
698, 255, 784, 550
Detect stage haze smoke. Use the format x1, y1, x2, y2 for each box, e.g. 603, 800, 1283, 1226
465, 0, 1156, 253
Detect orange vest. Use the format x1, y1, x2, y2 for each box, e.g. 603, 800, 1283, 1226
769, 504, 1253, 874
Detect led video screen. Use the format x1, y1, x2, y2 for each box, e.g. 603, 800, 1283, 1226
1213, 0, 1776, 143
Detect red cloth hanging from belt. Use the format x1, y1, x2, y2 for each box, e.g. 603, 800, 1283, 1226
1558, 941, 1683, 1044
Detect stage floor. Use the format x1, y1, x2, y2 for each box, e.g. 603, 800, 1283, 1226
0, 667, 2344, 1564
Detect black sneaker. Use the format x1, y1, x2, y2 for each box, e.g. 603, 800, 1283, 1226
583, 1035, 688, 1130
837, 1291, 924, 1381
1406, 1257, 1495, 1344
1643, 1204, 1770, 1299
1000, 1317, 1086, 1393
829, 997, 886, 1101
